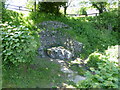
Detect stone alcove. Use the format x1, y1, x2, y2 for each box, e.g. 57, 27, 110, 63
37, 21, 83, 60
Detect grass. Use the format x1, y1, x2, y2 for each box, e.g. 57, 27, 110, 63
69, 65, 86, 76
2, 57, 67, 88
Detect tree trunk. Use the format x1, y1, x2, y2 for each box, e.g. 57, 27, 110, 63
92, 3, 104, 14
64, 6, 67, 15
99, 9, 103, 14
34, 1, 36, 12
56, 6, 59, 15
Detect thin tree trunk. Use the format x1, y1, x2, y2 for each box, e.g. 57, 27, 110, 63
34, 0, 36, 12
64, 6, 67, 15
99, 9, 103, 14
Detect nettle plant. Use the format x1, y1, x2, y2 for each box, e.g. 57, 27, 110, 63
1, 23, 38, 66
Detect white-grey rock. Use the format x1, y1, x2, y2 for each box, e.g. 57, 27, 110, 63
72, 75, 86, 83
61, 66, 74, 73
47, 46, 73, 60
50, 58, 86, 84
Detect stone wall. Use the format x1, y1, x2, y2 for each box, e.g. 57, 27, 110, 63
38, 30, 83, 59
37, 21, 83, 59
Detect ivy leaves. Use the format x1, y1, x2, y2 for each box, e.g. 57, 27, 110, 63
2, 24, 38, 66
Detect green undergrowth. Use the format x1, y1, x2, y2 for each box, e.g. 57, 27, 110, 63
1, 10, 40, 66
69, 64, 86, 76
1, 23, 38, 66
69, 45, 119, 88
2, 57, 66, 88
61, 16, 118, 58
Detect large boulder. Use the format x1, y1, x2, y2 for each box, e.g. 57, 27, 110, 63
47, 46, 73, 60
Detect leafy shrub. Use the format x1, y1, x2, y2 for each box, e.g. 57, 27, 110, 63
86, 45, 119, 68
87, 9, 119, 32
86, 52, 106, 69
2, 9, 24, 26
76, 61, 119, 88
78, 7, 87, 16
1, 23, 38, 66
76, 49, 119, 88
29, 12, 66, 24
29, 12, 50, 24
38, 2, 65, 16
76, 23, 118, 58
64, 15, 118, 58
99, 9, 118, 31
2, 9, 37, 30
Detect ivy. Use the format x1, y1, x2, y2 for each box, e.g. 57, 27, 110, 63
1, 23, 38, 66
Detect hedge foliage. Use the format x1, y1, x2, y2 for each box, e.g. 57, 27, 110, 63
76, 45, 119, 88
1, 23, 38, 66
1, 10, 39, 66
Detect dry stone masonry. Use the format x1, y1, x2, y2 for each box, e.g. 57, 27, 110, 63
38, 21, 83, 60
37, 21, 71, 30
